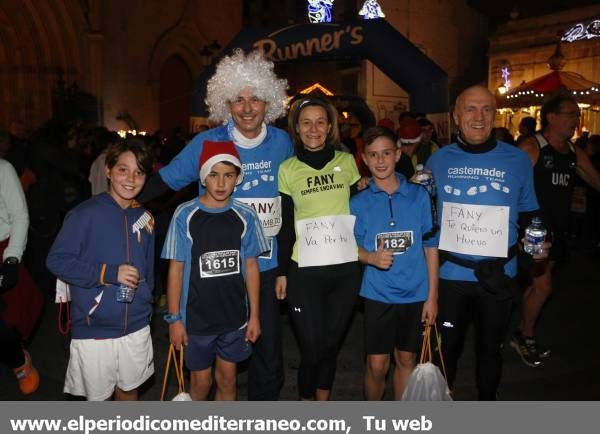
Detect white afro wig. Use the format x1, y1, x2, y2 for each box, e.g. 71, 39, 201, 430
205, 48, 289, 124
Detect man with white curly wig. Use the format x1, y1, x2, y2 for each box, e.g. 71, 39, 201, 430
141, 49, 292, 400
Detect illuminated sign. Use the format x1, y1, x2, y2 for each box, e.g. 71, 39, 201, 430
253, 25, 364, 62
307, 0, 334, 23
562, 19, 600, 42
501, 67, 511, 91
299, 83, 334, 95
359, 0, 385, 19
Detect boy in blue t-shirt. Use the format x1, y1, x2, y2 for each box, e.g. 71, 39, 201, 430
350, 126, 439, 400
162, 140, 268, 400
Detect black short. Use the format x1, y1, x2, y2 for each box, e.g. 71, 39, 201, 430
364, 298, 424, 355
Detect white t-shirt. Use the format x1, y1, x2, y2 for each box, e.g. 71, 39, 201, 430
0, 159, 29, 261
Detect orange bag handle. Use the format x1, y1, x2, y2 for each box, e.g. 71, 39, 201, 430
419, 324, 432, 364
160, 344, 186, 401
419, 324, 449, 383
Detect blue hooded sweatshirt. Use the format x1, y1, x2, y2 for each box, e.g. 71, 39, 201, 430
47, 192, 155, 339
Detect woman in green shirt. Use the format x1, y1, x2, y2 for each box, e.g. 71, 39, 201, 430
277, 96, 361, 400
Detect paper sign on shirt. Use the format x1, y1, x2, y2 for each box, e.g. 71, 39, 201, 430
235, 197, 282, 238
439, 201, 509, 258
296, 215, 357, 267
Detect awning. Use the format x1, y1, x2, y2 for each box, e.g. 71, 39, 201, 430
497, 40, 600, 108
498, 70, 600, 108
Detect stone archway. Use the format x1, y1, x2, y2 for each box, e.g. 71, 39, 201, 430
0, 0, 87, 129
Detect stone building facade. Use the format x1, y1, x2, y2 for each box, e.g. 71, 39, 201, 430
488, 5, 600, 134
1, 0, 489, 136
0, 0, 242, 134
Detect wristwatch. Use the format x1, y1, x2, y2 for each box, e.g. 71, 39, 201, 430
163, 313, 182, 324
4, 257, 18, 265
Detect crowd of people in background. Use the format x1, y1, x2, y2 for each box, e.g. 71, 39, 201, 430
1, 49, 599, 402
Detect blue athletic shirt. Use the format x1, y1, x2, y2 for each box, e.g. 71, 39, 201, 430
159, 120, 294, 272
161, 198, 269, 335
426, 141, 538, 281
351, 174, 436, 304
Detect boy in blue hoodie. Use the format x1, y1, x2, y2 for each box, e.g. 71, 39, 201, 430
47, 138, 155, 401
162, 140, 268, 401
350, 126, 439, 400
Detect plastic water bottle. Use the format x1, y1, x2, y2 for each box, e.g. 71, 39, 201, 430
524, 217, 547, 256
116, 284, 136, 303
414, 164, 435, 196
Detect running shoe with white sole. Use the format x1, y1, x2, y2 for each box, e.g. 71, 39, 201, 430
510, 332, 543, 368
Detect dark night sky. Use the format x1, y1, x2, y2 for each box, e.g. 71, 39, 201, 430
467, 0, 599, 25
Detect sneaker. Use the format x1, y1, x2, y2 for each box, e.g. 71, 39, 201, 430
518, 333, 551, 358
510, 333, 542, 367
13, 350, 40, 395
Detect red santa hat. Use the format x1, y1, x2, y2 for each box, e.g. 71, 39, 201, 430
397, 117, 422, 144
377, 117, 395, 131
199, 140, 244, 186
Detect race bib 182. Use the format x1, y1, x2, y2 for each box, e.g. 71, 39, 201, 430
376, 231, 413, 254
199, 250, 240, 278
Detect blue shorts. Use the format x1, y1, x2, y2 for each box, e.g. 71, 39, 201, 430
185, 327, 251, 371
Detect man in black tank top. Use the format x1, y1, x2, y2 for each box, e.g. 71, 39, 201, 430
532, 131, 577, 252
515, 95, 600, 367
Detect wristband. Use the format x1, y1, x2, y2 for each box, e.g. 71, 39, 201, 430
163, 313, 182, 324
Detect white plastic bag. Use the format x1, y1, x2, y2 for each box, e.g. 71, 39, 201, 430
55, 279, 72, 335
55, 278, 71, 303
161, 344, 192, 401
402, 362, 452, 401
171, 391, 192, 401
402, 325, 453, 401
